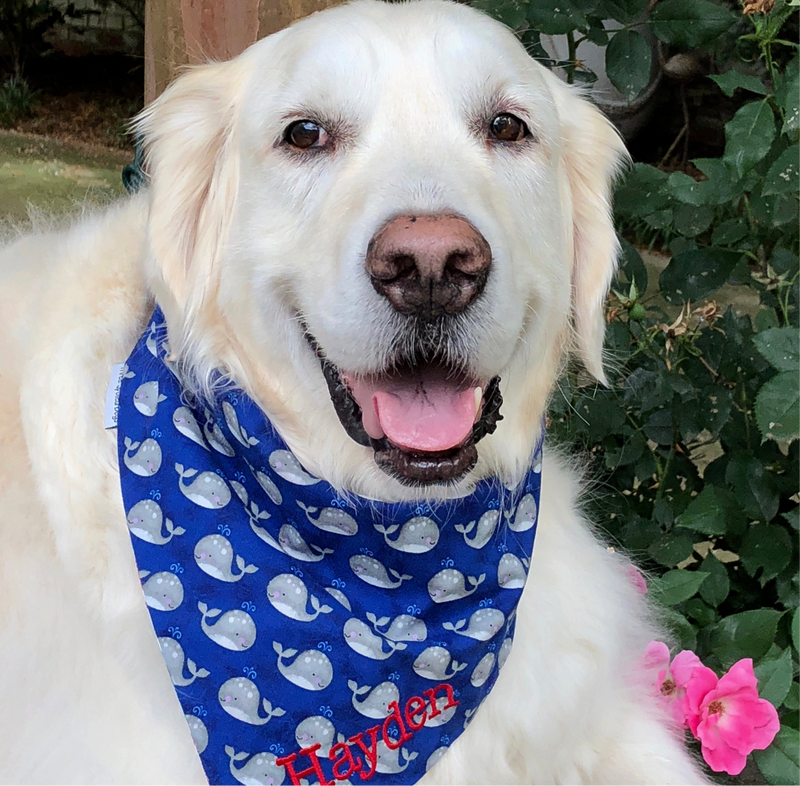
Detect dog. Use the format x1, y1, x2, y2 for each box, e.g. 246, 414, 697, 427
0, 1, 707, 782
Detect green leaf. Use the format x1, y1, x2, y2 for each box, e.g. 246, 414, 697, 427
667, 171, 716, 206
699, 553, 730, 608
648, 534, 694, 567
677, 486, 740, 536
618, 238, 649, 292
740, 523, 793, 583
659, 249, 740, 304
711, 609, 782, 666
710, 70, 768, 97
753, 328, 800, 372
526, 0, 586, 34
723, 101, 777, 179
754, 727, 800, 786
605, 30, 652, 102
602, 0, 649, 24
780, 70, 799, 136
756, 372, 800, 444
684, 597, 716, 627
711, 218, 749, 247
764, 146, 800, 196
755, 648, 794, 708
660, 607, 697, 651
792, 607, 799, 654
644, 409, 673, 445
784, 680, 799, 711
673, 203, 715, 237
756, 308, 781, 332
651, 0, 737, 48
650, 569, 709, 606
624, 368, 672, 411
725, 453, 780, 521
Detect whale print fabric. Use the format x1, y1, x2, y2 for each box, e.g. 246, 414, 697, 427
117, 310, 542, 786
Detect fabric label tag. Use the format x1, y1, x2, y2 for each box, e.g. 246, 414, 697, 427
104, 362, 127, 429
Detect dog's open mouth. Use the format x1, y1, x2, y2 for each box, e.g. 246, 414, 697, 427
306, 334, 502, 485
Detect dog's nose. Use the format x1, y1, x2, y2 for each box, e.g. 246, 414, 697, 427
366, 214, 492, 319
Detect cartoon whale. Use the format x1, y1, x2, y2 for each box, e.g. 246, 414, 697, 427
218, 678, 285, 726
470, 652, 496, 687
172, 406, 209, 450
176, 463, 231, 508
343, 618, 406, 660
201, 408, 236, 456
248, 519, 333, 563
267, 574, 333, 622
426, 746, 448, 773
295, 716, 336, 756
296, 500, 358, 536
133, 381, 167, 416
194, 534, 258, 582
126, 499, 185, 544
199, 601, 256, 651
374, 516, 439, 553
497, 636, 514, 671
443, 608, 505, 641
222, 400, 260, 448
141, 571, 183, 611
226, 747, 285, 786
412, 646, 467, 681
497, 553, 528, 589
158, 637, 209, 686
185, 715, 208, 755
348, 680, 400, 719
505, 493, 537, 532
123, 437, 162, 477
375, 741, 417, 774
423, 694, 457, 727
454, 509, 500, 549
269, 450, 319, 485
349, 555, 411, 589
371, 613, 427, 642
324, 586, 352, 611
145, 321, 163, 357
273, 641, 333, 690
427, 569, 485, 603
245, 459, 282, 505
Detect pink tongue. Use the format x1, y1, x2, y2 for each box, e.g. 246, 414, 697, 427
345, 374, 477, 452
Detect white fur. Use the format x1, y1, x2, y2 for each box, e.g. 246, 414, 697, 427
0, 1, 707, 782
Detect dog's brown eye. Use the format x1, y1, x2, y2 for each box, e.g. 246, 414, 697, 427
490, 113, 529, 143
284, 120, 330, 150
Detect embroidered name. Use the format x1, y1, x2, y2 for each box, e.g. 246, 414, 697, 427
277, 683, 459, 784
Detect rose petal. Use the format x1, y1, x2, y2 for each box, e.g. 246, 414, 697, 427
672, 650, 703, 687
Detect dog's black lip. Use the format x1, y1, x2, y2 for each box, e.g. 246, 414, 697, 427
303, 326, 503, 485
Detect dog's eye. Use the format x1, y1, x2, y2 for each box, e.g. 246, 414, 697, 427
489, 113, 530, 143
284, 120, 330, 150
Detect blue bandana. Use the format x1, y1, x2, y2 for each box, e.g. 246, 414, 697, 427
117, 309, 542, 786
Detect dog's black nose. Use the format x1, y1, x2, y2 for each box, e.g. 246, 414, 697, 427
366, 214, 492, 319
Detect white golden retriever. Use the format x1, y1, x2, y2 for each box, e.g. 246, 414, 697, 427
0, 0, 707, 783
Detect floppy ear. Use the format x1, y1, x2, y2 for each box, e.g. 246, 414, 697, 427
134, 57, 248, 366
548, 77, 630, 384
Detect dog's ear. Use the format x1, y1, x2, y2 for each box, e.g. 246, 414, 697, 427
548, 76, 629, 384
134, 57, 248, 356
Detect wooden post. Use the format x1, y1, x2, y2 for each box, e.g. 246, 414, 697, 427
145, 0, 344, 104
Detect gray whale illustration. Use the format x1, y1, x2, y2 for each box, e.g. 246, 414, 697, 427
427, 568, 485, 603
269, 450, 319, 485
348, 680, 400, 719
249, 517, 333, 563
226, 747, 285, 786
176, 463, 231, 508
375, 741, 417, 774
202, 409, 235, 456
470, 652, 496, 687
185, 715, 208, 754
505, 493, 537, 532
172, 406, 209, 451
349, 555, 411, 589
273, 641, 333, 690
412, 646, 467, 680
443, 608, 505, 641
123, 437, 162, 477
159, 637, 210, 686
371, 613, 427, 642
297, 500, 357, 535
343, 618, 406, 660
245, 459, 282, 505
194, 534, 257, 582
133, 381, 167, 416
424, 694, 457, 727
454, 509, 500, 549
142, 571, 183, 611
222, 400, 260, 448
127, 499, 185, 544
498, 553, 528, 589
426, 746, 449, 773
218, 678, 285, 725
295, 716, 336, 756
324, 586, 351, 611
199, 601, 256, 651
267, 574, 332, 622
374, 516, 439, 553
497, 636, 514, 671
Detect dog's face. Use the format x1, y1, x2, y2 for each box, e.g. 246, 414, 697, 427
139, 0, 626, 497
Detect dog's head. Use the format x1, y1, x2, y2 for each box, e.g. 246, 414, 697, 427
136, 0, 627, 498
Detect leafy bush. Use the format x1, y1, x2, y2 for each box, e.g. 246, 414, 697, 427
0, 0, 64, 78
472, 0, 798, 782
0, 74, 38, 127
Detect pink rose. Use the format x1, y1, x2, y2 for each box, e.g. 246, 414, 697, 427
644, 642, 702, 728
626, 564, 648, 595
684, 658, 780, 776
